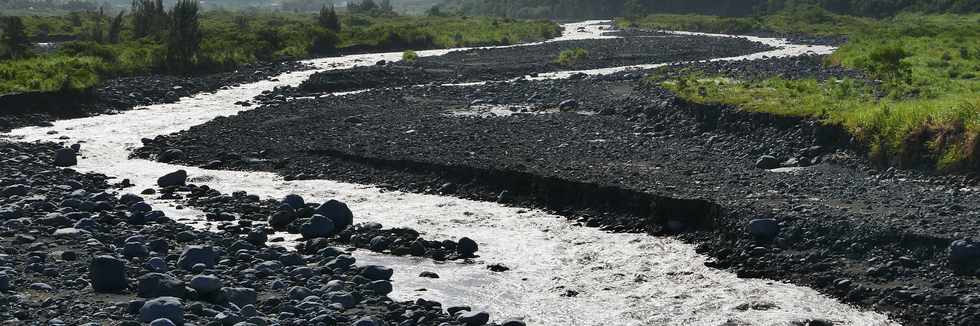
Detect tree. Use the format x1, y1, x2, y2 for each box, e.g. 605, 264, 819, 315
166, 0, 202, 72
623, 0, 646, 19
318, 5, 341, 32
132, 0, 167, 39
108, 11, 126, 43
0, 16, 32, 59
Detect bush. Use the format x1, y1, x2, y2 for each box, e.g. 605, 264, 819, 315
402, 49, 418, 62
555, 48, 588, 66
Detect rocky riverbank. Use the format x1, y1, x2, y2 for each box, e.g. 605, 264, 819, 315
0, 61, 311, 133
135, 53, 980, 325
293, 34, 774, 94
0, 141, 516, 326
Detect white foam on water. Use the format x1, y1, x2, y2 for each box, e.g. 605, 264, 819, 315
3, 21, 897, 326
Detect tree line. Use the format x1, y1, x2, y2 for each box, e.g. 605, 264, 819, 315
438, 0, 979, 19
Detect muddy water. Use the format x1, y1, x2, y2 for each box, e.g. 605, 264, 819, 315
3, 21, 896, 325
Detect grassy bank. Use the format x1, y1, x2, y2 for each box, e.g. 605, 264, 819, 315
654, 13, 980, 171
617, 6, 875, 36
0, 11, 559, 94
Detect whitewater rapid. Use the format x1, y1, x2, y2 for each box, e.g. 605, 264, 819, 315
3, 21, 894, 325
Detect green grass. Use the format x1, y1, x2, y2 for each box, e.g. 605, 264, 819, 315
658, 13, 980, 172
0, 11, 560, 94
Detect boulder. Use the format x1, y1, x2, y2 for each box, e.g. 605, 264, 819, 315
755, 155, 780, 170
157, 149, 185, 163
53, 148, 77, 167
359, 265, 393, 281
748, 219, 780, 240
140, 296, 184, 324
177, 246, 216, 271
300, 214, 336, 239
558, 99, 579, 111
89, 256, 128, 293
949, 239, 980, 266
223, 287, 257, 307
457, 311, 490, 326
314, 200, 353, 231
189, 274, 223, 295
458, 237, 479, 257
157, 170, 188, 188
283, 194, 305, 209
138, 273, 186, 298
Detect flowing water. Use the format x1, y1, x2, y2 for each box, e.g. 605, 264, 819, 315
3, 21, 895, 326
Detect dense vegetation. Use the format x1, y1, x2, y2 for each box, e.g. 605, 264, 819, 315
658, 13, 980, 171
437, 0, 979, 19
0, 2, 559, 93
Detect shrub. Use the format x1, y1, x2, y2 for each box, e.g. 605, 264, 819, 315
402, 49, 418, 62
555, 48, 588, 66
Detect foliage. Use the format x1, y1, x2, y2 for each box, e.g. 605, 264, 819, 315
1, 16, 33, 59
132, 0, 167, 39
402, 49, 418, 62
555, 48, 587, 65
0, 10, 560, 94
318, 5, 341, 32
441, 0, 979, 19
166, 0, 202, 72
661, 14, 980, 171
617, 7, 876, 36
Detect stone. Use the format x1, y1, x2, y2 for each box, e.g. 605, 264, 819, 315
189, 275, 223, 295
157, 170, 188, 188
457, 311, 490, 326
500, 319, 526, 326
287, 286, 313, 300
138, 273, 186, 298
755, 155, 780, 169
268, 210, 296, 230
300, 214, 335, 239
53, 148, 77, 167
0, 273, 10, 291
359, 265, 393, 281
949, 239, 980, 265
1, 184, 30, 197
157, 149, 185, 163
283, 194, 305, 209
177, 246, 216, 270
223, 287, 257, 307
123, 242, 150, 258
145, 257, 168, 272
366, 280, 392, 295
326, 291, 354, 308
149, 318, 177, 326
558, 99, 579, 111
89, 255, 128, 293
748, 219, 780, 240
353, 316, 381, 326
140, 297, 184, 324
314, 200, 354, 231
458, 237, 478, 257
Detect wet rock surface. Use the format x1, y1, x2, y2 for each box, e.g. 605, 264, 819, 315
0, 61, 311, 133
135, 52, 980, 325
0, 141, 503, 325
